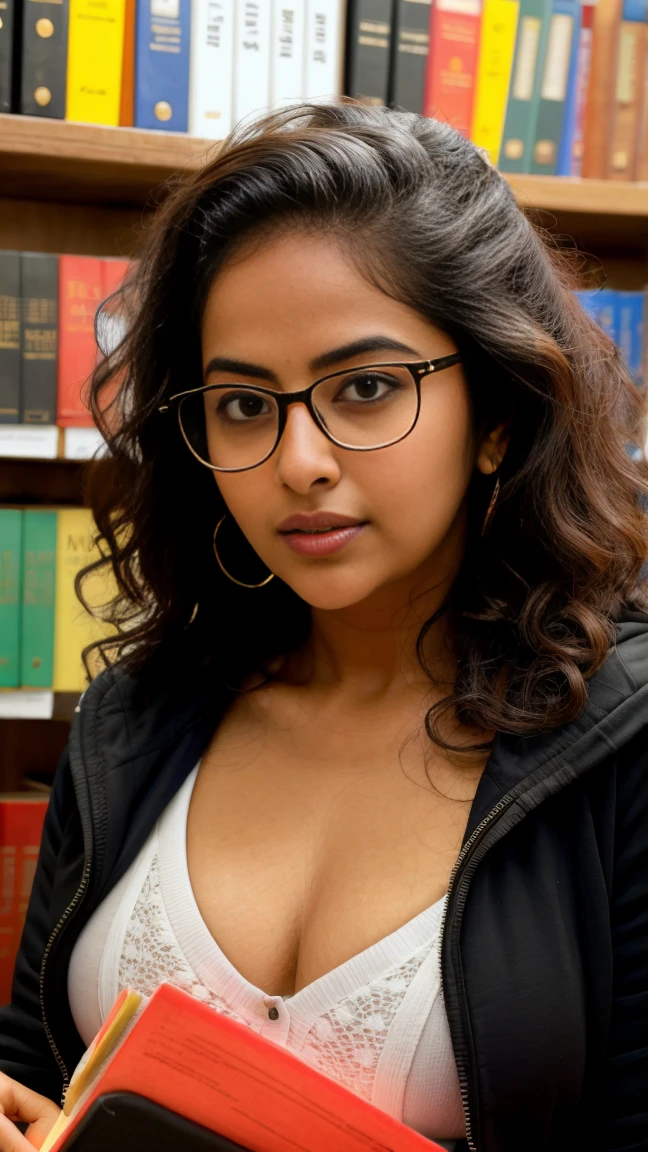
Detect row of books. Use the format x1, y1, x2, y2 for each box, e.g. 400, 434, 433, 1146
0, 507, 113, 694
0, 250, 127, 428
348, 0, 648, 178
0, 0, 344, 137
0, 792, 49, 1005
577, 287, 645, 382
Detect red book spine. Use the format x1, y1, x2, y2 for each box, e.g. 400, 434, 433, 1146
57, 254, 103, 427
423, 0, 483, 137
571, 0, 596, 176
0, 797, 48, 1006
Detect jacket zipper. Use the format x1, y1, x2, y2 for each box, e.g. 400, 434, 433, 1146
38, 858, 91, 1103
440, 795, 513, 1152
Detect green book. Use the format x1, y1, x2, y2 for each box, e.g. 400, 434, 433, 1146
20, 510, 57, 688
499, 0, 552, 172
0, 509, 23, 688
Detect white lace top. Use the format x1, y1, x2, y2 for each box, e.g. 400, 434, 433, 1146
68, 766, 465, 1148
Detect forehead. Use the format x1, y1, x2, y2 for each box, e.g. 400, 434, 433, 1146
200, 232, 450, 364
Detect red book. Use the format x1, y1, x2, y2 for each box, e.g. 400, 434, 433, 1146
423, 0, 483, 137
43, 982, 444, 1152
0, 795, 49, 1006
57, 255, 103, 427
101, 257, 130, 299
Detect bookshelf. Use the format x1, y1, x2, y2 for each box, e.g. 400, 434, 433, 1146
1, 113, 648, 788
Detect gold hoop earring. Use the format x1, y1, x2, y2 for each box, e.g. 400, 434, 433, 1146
213, 514, 275, 589
481, 475, 500, 538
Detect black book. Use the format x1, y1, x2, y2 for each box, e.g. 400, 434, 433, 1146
0, 0, 16, 111
20, 252, 58, 424
389, 0, 432, 113
20, 0, 68, 118
0, 251, 21, 425
60, 1093, 247, 1152
345, 0, 395, 106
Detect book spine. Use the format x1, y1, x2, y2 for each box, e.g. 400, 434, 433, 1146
20, 510, 57, 689
471, 0, 520, 165
134, 0, 191, 131
305, 0, 343, 99
0, 798, 48, 1006
570, 0, 596, 175
189, 0, 234, 135
20, 0, 69, 116
233, 0, 271, 123
499, 0, 552, 171
0, 251, 21, 426
66, 0, 127, 125
618, 290, 644, 380
0, 509, 23, 689
270, 0, 306, 108
555, 0, 582, 171
0, 0, 15, 111
53, 507, 112, 693
581, 0, 623, 176
423, 0, 483, 137
345, 0, 393, 104
607, 0, 648, 179
20, 252, 58, 425
119, 0, 136, 123
530, 0, 578, 173
389, 0, 431, 112
57, 255, 102, 428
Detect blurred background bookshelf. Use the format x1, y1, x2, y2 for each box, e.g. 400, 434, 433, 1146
2, 0, 648, 799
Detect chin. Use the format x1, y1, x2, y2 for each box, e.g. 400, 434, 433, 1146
281, 572, 384, 611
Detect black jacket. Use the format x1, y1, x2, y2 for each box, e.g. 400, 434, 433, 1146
1, 615, 647, 1152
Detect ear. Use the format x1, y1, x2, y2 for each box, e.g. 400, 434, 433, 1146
476, 423, 510, 476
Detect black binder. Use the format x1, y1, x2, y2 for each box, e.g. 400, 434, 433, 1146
59, 1092, 249, 1152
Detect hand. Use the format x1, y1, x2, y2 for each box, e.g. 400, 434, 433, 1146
0, 1072, 60, 1150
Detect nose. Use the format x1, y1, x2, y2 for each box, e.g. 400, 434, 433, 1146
273, 402, 341, 493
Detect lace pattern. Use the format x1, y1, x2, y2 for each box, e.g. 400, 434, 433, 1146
118, 850, 441, 1106
299, 942, 435, 1099
118, 853, 251, 1029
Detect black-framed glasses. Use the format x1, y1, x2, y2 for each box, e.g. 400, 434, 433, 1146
159, 353, 462, 473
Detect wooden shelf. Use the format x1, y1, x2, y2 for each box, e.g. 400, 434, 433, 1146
1, 114, 648, 223
0, 114, 218, 206
0, 456, 87, 506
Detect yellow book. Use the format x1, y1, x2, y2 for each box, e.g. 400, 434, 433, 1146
40, 989, 142, 1152
52, 508, 116, 693
471, 0, 520, 165
66, 0, 127, 125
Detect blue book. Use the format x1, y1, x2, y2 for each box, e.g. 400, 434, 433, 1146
555, 0, 582, 175
575, 288, 618, 342
617, 291, 644, 382
135, 0, 191, 132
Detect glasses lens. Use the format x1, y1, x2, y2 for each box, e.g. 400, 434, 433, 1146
312, 366, 418, 449
178, 385, 280, 470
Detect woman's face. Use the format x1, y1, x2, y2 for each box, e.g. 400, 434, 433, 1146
200, 232, 501, 611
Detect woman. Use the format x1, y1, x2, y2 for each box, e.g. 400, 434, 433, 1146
0, 102, 646, 1152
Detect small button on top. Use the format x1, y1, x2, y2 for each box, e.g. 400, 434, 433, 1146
268, 1005, 279, 1021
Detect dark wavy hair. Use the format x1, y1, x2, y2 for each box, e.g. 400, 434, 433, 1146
82, 100, 648, 750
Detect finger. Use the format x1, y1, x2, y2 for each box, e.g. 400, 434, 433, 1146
0, 1112, 33, 1152
0, 1077, 59, 1127
25, 1117, 60, 1151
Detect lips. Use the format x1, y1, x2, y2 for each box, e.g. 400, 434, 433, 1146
278, 511, 366, 534
277, 512, 369, 558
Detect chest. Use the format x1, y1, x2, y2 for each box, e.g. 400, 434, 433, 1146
186, 689, 485, 997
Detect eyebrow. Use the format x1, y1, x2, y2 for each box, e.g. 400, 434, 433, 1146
203, 336, 422, 384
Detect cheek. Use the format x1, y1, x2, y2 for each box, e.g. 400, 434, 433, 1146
213, 473, 270, 539
357, 385, 475, 535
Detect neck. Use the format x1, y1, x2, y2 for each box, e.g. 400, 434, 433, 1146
288, 536, 463, 707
